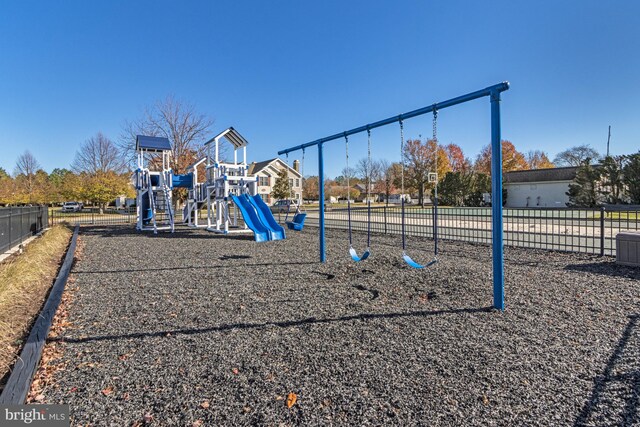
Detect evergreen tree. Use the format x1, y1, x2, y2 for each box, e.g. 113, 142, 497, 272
272, 168, 291, 201
566, 158, 601, 207
599, 156, 625, 204
623, 153, 640, 204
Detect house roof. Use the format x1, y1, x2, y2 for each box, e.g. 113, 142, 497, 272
136, 135, 172, 152
504, 166, 579, 183
249, 158, 302, 177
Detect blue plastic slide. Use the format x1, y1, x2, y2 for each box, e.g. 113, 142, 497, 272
248, 195, 286, 240
230, 195, 270, 242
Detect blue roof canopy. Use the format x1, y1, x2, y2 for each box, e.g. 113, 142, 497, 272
136, 135, 172, 152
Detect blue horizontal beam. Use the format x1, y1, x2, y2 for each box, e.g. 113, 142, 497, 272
278, 81, 510, 155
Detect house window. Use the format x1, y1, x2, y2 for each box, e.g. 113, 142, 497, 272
259, 176, 269, 186
260, 194, 269, 203
289, 178, 294, 188
295, 178, 300, 188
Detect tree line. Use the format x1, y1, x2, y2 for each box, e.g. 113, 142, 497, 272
567, 154, 640, 207
301, 139, 563, 206
0, 96, 215, 212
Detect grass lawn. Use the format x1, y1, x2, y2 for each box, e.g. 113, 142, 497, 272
0, 225, 72, 388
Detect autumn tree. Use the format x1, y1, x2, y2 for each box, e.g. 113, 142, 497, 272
72, 133, 127, 175
623, 153, 640, 204
0, 169, 16, 205
554, 145, 601, 166
526, 150, 555, 169
121, 95, 214, 175
403, 139, 451, 205
302, 175, 319, 201
443, 143, 471, 172
80, 171, 132, 213
474, 140, 529, 175
566, 158, 601, 207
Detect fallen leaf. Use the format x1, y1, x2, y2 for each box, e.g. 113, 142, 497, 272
101, 386, 114, 396
286, 392, 297, 408
192, 420, 203, 427
232, 368, 239, 375
143, 412, 154, 423
200, 401, 210, 409
482, 394, 489, 405
69, 387, 78, 393
34, 394, 45, 402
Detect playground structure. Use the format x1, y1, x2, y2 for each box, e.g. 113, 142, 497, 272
133, 129, 285, 242
133, 136, 176, 233
279, 82, 510, 310
202, 127, 285, 242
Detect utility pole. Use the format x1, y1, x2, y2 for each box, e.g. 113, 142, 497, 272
607, 125, 611, 157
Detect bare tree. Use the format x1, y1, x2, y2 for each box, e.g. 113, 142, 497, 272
375, 159, 397, 204
14, 150, 41, 177
120, 95, 215, 174
72, 132, 127, 175
554, 145, 601, 166
14, 151, 42, 202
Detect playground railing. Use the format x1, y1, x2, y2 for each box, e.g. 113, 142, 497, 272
0, 205, 49, 255
298, 205, 640, 257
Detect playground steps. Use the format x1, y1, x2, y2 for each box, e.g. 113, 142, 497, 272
152, 187, 174, 230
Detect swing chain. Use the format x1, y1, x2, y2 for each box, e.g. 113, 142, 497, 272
366, 127, 371, 201
399, 119, 405, 197
432, 106, 438, 143
344, 134, 350, 202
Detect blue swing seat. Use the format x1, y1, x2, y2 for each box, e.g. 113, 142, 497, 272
349, 246, 370, 262
402, 252, 438, 269
286, 213, 307, 231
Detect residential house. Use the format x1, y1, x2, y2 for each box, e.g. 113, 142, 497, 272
352, 183, 380, 203
248, 158, 303, 205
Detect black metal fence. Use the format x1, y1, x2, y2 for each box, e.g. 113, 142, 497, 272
50, 207, 138, 226
0, 206, 49, 254
46, 203, 640, 257
300, 205, 640, 256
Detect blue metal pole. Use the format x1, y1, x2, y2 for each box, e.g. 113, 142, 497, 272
278, 82, 510, 156
318, 142, 326, 262
490, 89, 505, 311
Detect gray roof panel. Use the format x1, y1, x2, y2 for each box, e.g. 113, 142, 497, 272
136, 135, 172, 152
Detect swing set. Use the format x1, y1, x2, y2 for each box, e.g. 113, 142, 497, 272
278, 82, 510, 310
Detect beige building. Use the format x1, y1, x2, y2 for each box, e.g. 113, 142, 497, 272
248, 158, 303, 206
504, 166, 578, 208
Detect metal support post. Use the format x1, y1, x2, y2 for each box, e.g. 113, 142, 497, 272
318, 142, 326, 262
490, 89, 505, 311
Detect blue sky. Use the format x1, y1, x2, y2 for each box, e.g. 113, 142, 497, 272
0, 0, 638, 178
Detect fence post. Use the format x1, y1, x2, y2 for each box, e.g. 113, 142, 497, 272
599, 206, 605, 257
384, 206, 387, 234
